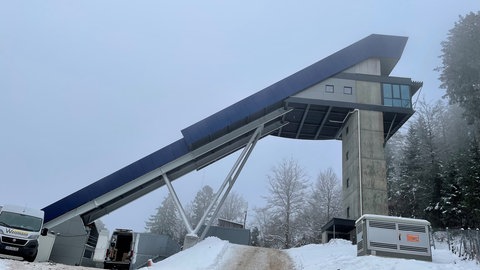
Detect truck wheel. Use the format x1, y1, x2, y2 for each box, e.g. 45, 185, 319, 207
24, 252, 37, 262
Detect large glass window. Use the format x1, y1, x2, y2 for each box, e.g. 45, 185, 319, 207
383, 84, 392, 98
382, 83, 411, 108
0, 211, 43, 232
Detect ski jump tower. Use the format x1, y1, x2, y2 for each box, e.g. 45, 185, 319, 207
41, 34, 421, 263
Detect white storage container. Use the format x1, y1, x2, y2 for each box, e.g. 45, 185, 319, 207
356, 214, 432, 261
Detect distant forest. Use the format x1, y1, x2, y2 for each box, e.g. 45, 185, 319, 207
386, 11, 480, 229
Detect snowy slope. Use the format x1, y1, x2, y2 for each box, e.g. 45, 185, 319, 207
0, 237, 478, 269
143, 237, 478, 270
286, 239, 478, 270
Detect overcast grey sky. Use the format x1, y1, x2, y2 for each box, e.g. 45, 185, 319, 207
1, 1, 479, 233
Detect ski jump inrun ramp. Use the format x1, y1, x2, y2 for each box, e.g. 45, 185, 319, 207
42, 34, 421, 229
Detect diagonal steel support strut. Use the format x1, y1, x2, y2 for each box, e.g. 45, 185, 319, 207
199, 125, 263, 240
163, 125, 264, 240
163, 173, 194, 233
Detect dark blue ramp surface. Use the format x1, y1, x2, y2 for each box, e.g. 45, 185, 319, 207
42, 139, 189, 223
181, 34, 408, 149
42, 34, 420, 226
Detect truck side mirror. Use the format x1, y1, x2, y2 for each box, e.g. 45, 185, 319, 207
41, 228, 48, 236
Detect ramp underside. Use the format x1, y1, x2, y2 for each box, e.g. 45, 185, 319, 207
42, 34, 419, 228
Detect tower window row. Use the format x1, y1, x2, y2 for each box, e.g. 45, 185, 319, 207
325, 85, 353, 95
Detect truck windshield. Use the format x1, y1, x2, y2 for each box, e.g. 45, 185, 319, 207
0, 211, 43, 232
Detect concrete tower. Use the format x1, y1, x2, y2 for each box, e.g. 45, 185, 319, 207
340, 60, 388, 219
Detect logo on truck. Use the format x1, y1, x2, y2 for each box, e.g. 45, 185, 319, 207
5, 228, 28, 237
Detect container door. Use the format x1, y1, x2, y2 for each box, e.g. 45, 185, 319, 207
366, 220, 398, 252
397, 223, 431, 256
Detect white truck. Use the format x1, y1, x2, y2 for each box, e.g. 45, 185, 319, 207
0, 204, 48, 262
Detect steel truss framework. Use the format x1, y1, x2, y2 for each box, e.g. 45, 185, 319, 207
164, 125, 263, 243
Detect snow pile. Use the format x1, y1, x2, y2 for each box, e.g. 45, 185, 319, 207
142, 237, 230, 270
287, 239, 478, 270
144, 238, 479, 270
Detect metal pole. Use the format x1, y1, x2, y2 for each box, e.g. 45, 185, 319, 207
356, 109, 363, 216
243, 210, 247, 229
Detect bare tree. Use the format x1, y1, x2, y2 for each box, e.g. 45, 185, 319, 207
265, 158, 309, 248
218, 191, 248, 224
252, 206, 286, 248
314, 167, 342, 221
301, 167, 342, 243
252, 206, 274, 247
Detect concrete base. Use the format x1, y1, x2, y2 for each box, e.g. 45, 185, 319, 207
183, 234, 200, 250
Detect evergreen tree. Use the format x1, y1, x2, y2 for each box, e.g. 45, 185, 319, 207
416, 101, 445, 227
387, 101, 480, 228
394, 124, 423, 218
437, 155, 465, 228
190, 185, 215, 227
385, 132, 406, 215
250, 226, 260, 246
461, 136, 480, 227
438, 11, 480, 124
145, 194, 184, 243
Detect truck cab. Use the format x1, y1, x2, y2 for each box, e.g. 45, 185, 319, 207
0, 204, 47, 262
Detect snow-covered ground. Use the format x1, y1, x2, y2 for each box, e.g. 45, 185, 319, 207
145, 237, 479, 270
0, 237, 478, 270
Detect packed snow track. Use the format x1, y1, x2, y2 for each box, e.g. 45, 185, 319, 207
218, 245, 293, 270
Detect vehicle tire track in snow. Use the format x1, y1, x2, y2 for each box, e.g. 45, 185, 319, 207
218, 245, 294, 270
